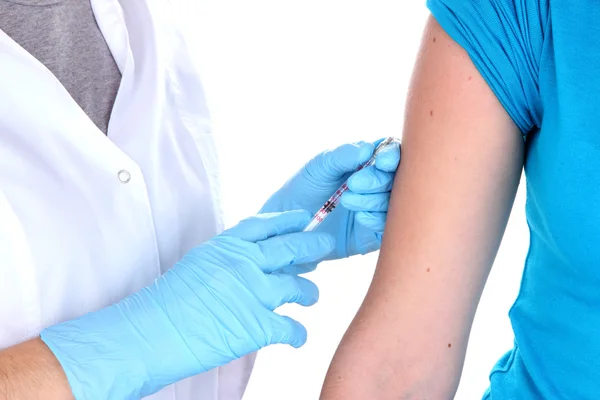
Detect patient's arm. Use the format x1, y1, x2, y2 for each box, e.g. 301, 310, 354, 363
320, 15, 524, 400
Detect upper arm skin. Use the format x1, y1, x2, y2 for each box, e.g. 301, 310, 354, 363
321, 16, 524, 400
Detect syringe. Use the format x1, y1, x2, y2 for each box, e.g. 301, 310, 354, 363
303, 137, 400, 232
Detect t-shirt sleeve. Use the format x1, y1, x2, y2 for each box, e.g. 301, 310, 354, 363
427, 0, 549, 136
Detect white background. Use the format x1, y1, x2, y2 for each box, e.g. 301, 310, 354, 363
184, 2, 530, 399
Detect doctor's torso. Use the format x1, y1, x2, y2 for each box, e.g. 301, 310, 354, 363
0, 1, 252, 399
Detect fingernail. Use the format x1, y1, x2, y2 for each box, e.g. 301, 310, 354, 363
376, 147, 400, 170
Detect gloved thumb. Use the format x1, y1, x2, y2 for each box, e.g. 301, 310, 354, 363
266, 314, 308, 348
306, 142, 374, 183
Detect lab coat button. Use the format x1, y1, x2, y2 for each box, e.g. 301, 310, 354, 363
118, 170, 131, 183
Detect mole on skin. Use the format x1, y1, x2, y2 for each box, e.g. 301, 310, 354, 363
448, 343, 452, 348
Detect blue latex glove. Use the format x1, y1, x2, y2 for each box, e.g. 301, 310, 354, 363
260, 139, 401, 274
40, 211, 334, 400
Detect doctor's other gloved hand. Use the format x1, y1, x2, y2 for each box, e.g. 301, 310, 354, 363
260, 139, 401, 274
40, 210, 334, 400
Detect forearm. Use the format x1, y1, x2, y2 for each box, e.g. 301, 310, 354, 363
0, 338, 73, 400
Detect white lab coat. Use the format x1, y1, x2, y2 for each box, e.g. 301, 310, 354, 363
0, 0, 254, 399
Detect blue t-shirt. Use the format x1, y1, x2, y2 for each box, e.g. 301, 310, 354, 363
427, 0, 600, 398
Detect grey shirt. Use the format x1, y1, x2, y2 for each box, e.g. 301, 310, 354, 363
0, 0, 122, 135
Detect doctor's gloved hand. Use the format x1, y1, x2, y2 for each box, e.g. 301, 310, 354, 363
260, 139, 401, 274
40, 211, 334, 400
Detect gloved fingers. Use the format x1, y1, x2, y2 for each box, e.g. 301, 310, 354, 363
308, 142, 374, 182
340, 192, 390, 212
355, 235, 382, 255
374, 140, 401, 172
267, 274, 319, 309
266, 314, 308, 348
355, 211, 386, 232
347, 165, 394, 194
223, 210, 311, 242
278, 262, 318, 275
258, 232, 335, 273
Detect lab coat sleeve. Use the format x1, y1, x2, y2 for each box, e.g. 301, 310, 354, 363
427, 0, 549, 136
